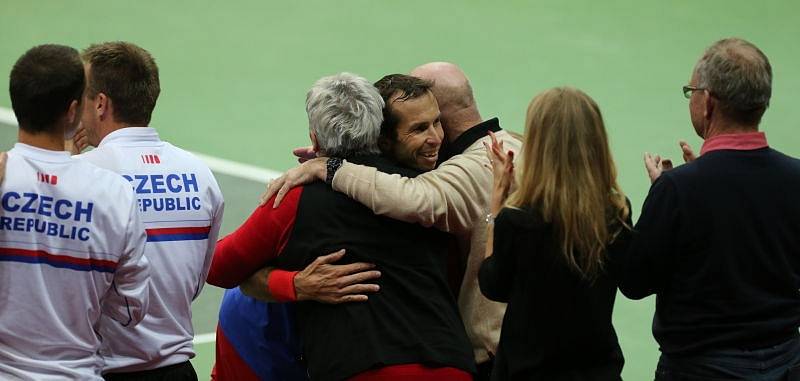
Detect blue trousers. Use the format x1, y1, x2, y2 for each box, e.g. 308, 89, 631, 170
655, 336, 800, 381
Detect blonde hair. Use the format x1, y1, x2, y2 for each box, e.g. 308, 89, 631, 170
508, 87, 629, 279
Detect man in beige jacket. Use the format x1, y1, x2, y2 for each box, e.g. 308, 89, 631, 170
264, 62, 521, 380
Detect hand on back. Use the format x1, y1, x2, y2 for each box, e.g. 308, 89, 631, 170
258, 146, 328, 208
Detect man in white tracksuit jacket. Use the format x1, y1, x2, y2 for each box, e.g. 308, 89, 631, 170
0, 45, 151, 380
75, 42, 224, 381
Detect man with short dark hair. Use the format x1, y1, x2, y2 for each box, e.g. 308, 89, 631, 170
620, 38, 800, 379
372, 74, 442, 171
74, 41, 225, 381
209, 72, 475, 381
264, 63, 520, 380
0, 44, 150, 380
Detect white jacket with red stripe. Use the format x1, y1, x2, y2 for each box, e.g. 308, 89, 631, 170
76, 127, 224, 373
0, 143, 150, 380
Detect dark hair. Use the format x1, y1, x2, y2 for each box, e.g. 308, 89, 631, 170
82, 41, 160, 126
373, 74, 433, 142
9, 44, 84, 133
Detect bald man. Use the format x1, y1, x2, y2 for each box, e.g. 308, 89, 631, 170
263, 63, 521, 380
405, 63, 515, 377
409, 63, 483, 156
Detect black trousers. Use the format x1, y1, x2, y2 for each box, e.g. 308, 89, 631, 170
655, 336, 800, 381
104, 361, 197, 381
476, 358, 494, 381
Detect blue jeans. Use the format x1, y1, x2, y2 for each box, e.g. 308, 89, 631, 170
655, 336, 800, 381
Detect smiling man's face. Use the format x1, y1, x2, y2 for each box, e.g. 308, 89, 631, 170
387, 90, 443, 171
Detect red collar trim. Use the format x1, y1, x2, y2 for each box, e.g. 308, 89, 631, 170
700, 131, 768, 155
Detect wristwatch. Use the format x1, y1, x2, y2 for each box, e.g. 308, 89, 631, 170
485, 213, 496, 226
325, 157, 343, 185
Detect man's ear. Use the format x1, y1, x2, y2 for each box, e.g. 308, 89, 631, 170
96, 93, 110, 121
703, 91, 715, 120
66, 99, 79, 126
310, 131, 320, 153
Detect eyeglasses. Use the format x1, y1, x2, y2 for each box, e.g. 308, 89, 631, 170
682, 85, 706, 99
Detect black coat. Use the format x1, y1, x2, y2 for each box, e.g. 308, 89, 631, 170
480, 205, 631, 381
275, 155, 475, 381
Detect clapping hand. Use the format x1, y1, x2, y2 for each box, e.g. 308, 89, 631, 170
644, 140, 697, 183
679, 140, 696, 162
485, 131, 515, 216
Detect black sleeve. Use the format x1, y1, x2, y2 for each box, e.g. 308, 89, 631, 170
606, 198, 634, 281
479, 208, 517, 302
616, 176, 681, 300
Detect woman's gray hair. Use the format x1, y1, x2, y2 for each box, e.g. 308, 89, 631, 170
306, 72, 384, 157
694, 38, 772, 124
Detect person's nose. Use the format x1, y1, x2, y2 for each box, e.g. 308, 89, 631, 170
425, 126, 442, 147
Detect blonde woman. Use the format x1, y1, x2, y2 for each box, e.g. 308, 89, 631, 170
479, 87, 631, 380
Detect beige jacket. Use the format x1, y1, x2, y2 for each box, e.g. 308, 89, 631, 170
332, 129, 521, 363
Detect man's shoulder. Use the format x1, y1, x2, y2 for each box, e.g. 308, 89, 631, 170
765, 148, 800, 170
7, 151, 129, 192
70, 158, 130, 186
73, 145, 110, 163
163, 143, 219, 178
80, 141, 215, 177
438, 130, 521, 169
161, 142, 204, 163
61, 159, 137, 209
298, 180, 377, 218
495, 129, 523, 144
351, 155, 421, 178
665, 160, 700, 179
671, 147, 800, 178
465, 130, 521, 155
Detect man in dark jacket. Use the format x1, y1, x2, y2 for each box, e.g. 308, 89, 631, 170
207, 73, 474, 381
619, 38, 800, 380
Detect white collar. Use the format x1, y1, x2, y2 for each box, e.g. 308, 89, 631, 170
97, 127, 161, 147
11, 143, 72, 163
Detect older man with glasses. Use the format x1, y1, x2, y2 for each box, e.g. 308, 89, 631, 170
616, 38, 800, 380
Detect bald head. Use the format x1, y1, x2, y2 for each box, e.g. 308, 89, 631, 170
411, 62, 476, 112
410, 62, 482, 141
